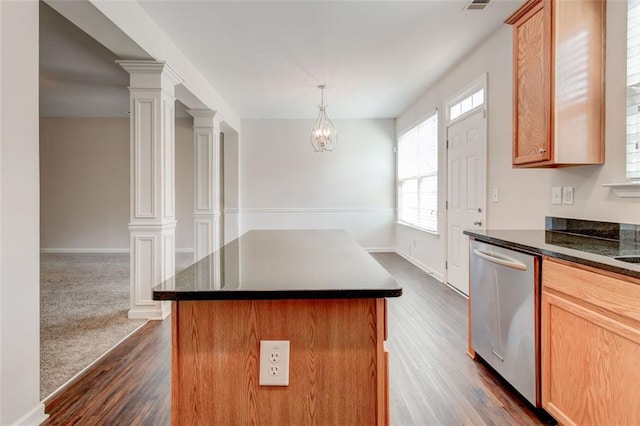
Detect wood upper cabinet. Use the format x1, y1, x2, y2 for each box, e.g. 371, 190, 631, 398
541, 259, 640, 425
506, 0, 606, 167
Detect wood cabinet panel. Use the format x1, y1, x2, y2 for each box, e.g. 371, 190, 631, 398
506, 0, 605, 167
542, 292, 640, 425
553, 0, 606, 164
543, 258, 640, 325
172, 298, 387, 425
512, 0, 550, 165
541, 259, 640, 425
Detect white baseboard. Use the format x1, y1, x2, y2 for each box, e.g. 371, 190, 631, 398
393, 248, 445, 283
41, 248, 194, 254
365, 247, 395, 253
40, 248, 129, 254
11, 403, 47, 426
443, 281, 469, 299
128, 302, 171, 321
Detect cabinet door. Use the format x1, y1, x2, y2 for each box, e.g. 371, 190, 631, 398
511, 0, 551, 165
542, 290, 640, 425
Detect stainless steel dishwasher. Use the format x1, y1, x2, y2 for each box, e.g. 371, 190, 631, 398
470, 239, 540, 407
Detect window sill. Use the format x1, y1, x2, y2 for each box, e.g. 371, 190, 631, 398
396, 221, 439, 236
602, 182, 640, 198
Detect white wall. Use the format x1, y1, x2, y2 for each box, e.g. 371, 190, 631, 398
396, 0, 639, 281
240, 119, 395, 249
0, 1, 47, 424
39, 117, 195, 252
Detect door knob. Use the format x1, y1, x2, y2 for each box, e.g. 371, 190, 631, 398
473, 221, 482, 226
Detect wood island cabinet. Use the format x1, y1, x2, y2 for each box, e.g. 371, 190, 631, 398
541, 258, 640, 425
153, 230, 401, 425
506, 0, 606, 167
171, 298, 390, 425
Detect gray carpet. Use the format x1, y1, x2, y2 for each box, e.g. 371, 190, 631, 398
40, 252, 194, 400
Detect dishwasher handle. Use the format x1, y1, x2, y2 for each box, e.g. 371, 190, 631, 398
472, 248, 528, 271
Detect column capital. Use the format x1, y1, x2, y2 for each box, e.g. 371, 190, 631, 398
116, 60, 184, 89
187, 109, 224, 130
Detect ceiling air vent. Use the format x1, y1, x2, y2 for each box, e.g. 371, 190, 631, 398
465, 0, 490, 10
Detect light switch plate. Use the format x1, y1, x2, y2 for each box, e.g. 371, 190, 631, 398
562, 187, 574, 205
492, 188, 499, 203
259, 340, 290, 386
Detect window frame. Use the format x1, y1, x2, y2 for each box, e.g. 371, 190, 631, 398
445, 74, 487, 126
627, 0, 640, 180
396, 111, 439, 234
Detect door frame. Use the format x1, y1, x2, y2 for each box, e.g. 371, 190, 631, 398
444, 74, 488, 295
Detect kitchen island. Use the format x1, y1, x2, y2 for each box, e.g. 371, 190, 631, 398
153, 230, 401, 425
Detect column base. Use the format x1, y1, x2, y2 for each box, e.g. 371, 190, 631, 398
193, 212, 221, 261
128, 300, 170, 320
129, 224, 175, 321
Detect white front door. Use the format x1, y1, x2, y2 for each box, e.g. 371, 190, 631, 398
446, 110, 486, 295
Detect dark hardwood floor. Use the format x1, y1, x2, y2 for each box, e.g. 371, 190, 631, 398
373, 252, 544, 425
44, 252, 544, 425
43, 318, 171, 425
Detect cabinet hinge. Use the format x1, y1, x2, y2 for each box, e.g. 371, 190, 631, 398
445, 261, 448, 270
446, 139, 449, 149
446, 200, 448, 209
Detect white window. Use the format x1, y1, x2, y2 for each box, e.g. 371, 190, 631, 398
397, 112, 438, 233
449, 88, 484, 121
628, 0, 640, 179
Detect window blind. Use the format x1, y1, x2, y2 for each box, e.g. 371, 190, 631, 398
397, 112, 438, 232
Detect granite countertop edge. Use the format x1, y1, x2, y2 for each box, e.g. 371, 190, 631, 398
154, 288, 403, 301
464, 229, 640, 281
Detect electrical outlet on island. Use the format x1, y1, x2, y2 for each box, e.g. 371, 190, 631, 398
259, 340, 290, 386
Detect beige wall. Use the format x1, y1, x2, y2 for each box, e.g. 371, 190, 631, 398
240, 119, 396, 249
40, 117, 195, 251
396, 0, 639, 280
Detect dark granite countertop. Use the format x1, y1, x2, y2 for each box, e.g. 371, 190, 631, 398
463, 229, 640, 280
152, 230, 402, 300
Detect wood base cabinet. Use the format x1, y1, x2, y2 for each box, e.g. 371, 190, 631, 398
541, 259, 640, 425
506, 0, 606, 168
171, 298, 389, 425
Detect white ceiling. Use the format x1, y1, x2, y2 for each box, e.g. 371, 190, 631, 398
41, 0, 521, 120
40, 1, 132, 117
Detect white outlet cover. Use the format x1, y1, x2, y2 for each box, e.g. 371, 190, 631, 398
259, 340, 290, 386
551, 187, 562, 205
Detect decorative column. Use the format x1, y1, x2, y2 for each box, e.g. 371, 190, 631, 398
117, 60, 183, 320
187, 109, 224, 261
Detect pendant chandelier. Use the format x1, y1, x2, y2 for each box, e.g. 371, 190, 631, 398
310, 85, 337, 152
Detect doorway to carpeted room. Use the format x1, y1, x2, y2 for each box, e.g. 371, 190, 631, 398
40, 252, 193, 399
